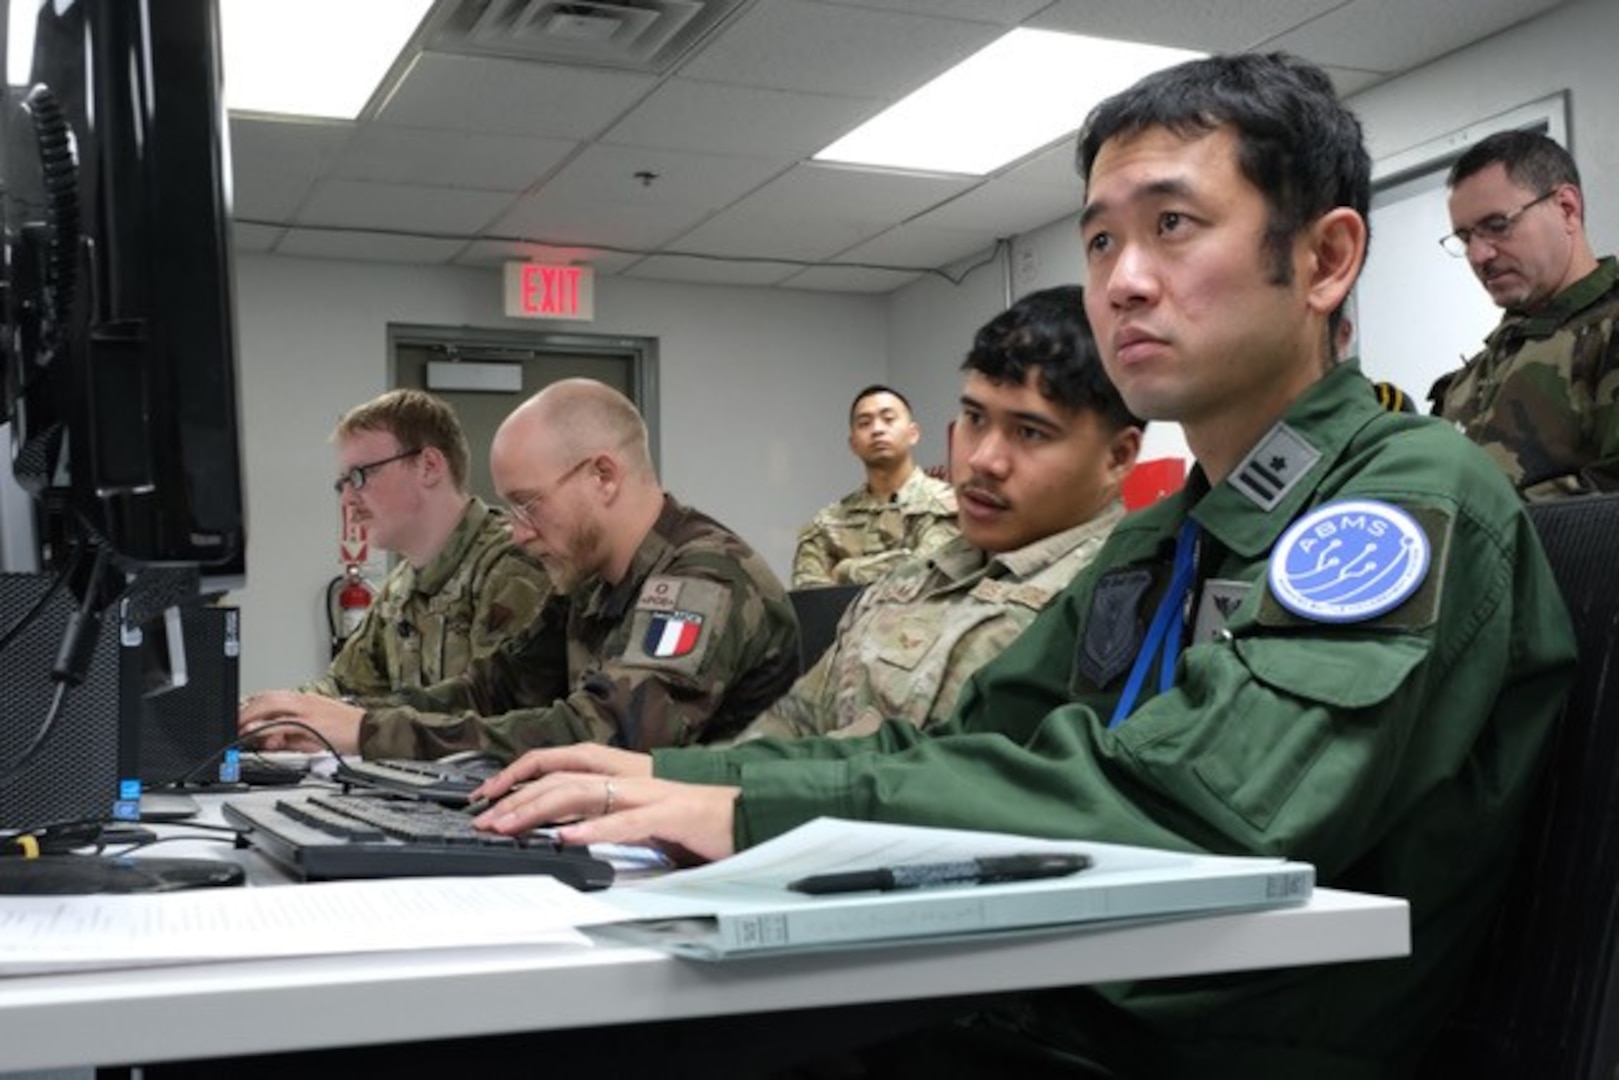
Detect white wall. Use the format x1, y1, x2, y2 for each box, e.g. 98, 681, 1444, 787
886, 217, 1194, 469
1349, 0, 1616, 258
232, 255, 885, 693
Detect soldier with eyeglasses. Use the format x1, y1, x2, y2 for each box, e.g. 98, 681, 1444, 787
299, 389, 554, 699
1431, 129, 1619, 499
242, 379, 799, 761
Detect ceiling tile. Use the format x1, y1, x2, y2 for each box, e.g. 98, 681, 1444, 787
334, 124, 578, 192
538, 144, 788, 211
229, 117, 354, 221
914, 180, 1080, 236
672, 203, 884, 262
452, 240, 640, 275
833, 221, 997, 269
997, 140, 1084, 191
298, 179, 518, 235
377, 52, 657, 138
1265, 0, 1567, 75
830, 0, 1049, 23
680, 0, 1002, 98
601, 78, 881, 159
725, 162, 978, 225
490, 196, 711, 252
781, 265, 925, 293
276, 229, 468, 264
232, 222, 286, 254
624, 254, 802, 287
1029, 0, 1343, 53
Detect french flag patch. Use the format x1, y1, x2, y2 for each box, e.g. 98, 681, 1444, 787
645, 611, 704, 658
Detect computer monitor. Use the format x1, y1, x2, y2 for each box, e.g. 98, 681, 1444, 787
3, 0, 246, 594
0, 0, 247, 839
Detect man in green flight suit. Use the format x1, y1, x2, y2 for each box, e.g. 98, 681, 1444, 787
468, 53, 1576, 1079
1431, 129, 1619, 498
241, 378, 800, 760
304, 388, 552, 697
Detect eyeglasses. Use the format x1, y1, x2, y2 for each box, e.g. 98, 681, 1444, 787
503, 457, 592, 531
1439, 190, 1557, 257
333, 448, 423, 494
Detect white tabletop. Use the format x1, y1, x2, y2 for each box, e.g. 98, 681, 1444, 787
0, 794, 1411, 1072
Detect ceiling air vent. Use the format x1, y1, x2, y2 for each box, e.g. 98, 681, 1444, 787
424, 0, 746, 73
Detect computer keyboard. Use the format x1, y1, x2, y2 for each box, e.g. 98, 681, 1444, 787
333, 756, 500, 806
222, 792, 615, 891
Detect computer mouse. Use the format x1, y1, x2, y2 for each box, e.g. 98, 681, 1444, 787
435, 749, 505, 770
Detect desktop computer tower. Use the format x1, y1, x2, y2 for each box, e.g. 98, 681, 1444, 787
0, 572, 138, 830
135, 603, 240, 787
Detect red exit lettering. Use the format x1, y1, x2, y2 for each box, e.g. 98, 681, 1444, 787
521, 265, 580, 316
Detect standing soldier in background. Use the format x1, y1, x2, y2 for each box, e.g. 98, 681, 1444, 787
303, 389, 553, 697
1432, 130, 1619, 498
791, 385, 958, 587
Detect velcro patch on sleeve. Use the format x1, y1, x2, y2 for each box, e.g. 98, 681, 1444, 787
636, 576, 684, 612
621, 578, 730, 675
1258, 501, 1452, 630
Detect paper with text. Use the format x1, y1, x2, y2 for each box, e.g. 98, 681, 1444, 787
0, 875, 624, 976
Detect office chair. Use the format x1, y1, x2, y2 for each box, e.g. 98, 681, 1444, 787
1422, 493, 1619, 1079
787, 584, 864, 673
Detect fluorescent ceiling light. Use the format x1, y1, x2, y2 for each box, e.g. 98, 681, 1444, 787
815, 29, 1204, 177
6, 1, 35, 87
8, 1, 434, 119
219, 0, 434, 119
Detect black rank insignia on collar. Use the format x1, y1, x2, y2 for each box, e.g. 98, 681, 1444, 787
1076, 567, 1153, 690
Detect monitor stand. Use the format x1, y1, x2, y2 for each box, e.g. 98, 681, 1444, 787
0, 854, 245, 894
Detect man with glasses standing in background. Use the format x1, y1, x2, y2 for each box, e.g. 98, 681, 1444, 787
1432, 130, 1619, 499
243, 378, 800, 760
304, 389, 553, 698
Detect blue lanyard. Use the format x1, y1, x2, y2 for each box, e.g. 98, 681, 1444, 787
1108, 517, 1200, 728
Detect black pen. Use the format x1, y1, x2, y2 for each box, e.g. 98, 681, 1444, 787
788, 852, 1092, 895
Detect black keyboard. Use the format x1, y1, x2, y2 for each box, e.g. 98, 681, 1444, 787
333, 757, 500, 806
222, 793, 615, 891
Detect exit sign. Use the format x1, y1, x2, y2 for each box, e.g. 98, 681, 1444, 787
504, 262, 595, 321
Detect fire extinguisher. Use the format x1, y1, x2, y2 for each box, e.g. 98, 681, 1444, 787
325, 563, 374, 657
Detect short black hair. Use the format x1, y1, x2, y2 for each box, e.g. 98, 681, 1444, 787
961, 286, 1143, 433
1449, 129, 1581, 201
848, 384, 913, 425
1077, 52, 1370, 338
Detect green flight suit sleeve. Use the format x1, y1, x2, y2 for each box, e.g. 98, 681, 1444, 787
665, 486, 1574, 885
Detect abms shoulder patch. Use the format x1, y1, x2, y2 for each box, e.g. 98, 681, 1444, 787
1268, 499, 1429, 623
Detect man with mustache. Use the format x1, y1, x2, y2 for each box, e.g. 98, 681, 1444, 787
1431, 130, 1619, 498
791, 384, 958, 587
731, 286, 1141, 742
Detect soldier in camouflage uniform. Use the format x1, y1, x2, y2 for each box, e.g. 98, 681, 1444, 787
242, 379, 798, 760
1431, 130, 1619, 499
791, 385, 959, 587
731, 286, 1141, 743
306, 389, 552, 698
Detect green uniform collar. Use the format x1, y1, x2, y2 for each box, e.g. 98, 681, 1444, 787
407, 497, 491, 597
1488, 255, 1619, 346
1154, 362, 1385, 559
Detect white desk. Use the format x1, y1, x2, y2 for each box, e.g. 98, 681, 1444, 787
0, 883, 1407, 1072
